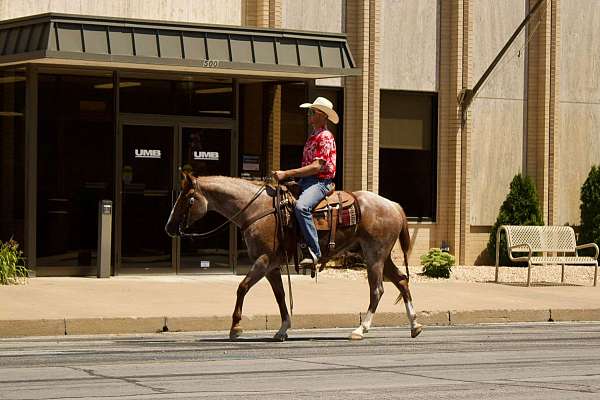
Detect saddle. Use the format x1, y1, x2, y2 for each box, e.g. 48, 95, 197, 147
276, 182, 361, 252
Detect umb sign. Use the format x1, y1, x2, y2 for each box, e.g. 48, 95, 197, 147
135, 149, 161, 159
194, 151, 219, 161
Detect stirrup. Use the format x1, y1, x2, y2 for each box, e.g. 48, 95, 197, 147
299, 247, 318, 267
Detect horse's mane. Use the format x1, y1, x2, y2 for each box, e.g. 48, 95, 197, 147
197, 175, 267, 196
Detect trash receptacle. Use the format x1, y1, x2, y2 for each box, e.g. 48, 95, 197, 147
97, 200, 112, 278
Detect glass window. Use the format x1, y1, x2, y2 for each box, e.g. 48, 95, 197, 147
119, 77, 233, 117
0, 69, 26, 244
379, 90, 437, 220
238, 82, 265, 180
37, 74, 115, 267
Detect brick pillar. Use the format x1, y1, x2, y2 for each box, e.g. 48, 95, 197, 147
459, 0, 473, 264
526, 0, 559, 225
244, 0, 282, 170
344, 0, 380, 192
438, 0, 467, 261
265, 84, 281, 174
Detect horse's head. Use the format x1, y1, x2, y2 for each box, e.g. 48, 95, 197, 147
165, 172, 208, 237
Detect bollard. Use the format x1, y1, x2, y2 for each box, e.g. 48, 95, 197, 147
97, 200, 112, 278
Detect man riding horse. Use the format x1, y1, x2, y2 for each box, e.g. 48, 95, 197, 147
272, 97, 338, 267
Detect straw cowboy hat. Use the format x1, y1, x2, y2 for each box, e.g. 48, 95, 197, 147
300, 96, 339, 124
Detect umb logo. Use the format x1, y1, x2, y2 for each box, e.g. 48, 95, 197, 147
135, 149, 161, 159
194, 151, 219, 161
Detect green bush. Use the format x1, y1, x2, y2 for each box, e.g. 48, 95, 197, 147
487, 174, 544, 266
580, 165, 600, 254
0, 239, 29, 285
420, 248, 455, 278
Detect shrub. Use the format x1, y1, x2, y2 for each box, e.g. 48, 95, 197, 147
420, 248, 455, 278
580, 165, 600, 254
0, 239, 29, 285
487, 174, 544, 266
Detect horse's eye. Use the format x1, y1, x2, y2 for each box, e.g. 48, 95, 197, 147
189, 197, 195, 205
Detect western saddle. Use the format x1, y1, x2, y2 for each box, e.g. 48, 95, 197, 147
274, 182, 361, 269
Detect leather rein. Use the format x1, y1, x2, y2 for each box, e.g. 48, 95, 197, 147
178, 182, 271, 238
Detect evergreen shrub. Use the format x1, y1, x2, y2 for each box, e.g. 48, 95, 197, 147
420, 248, 454, 278
487, 174, 544, 266
580, 165, 600, 255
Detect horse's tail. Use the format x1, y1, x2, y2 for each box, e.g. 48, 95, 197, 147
397, 204, 411, 279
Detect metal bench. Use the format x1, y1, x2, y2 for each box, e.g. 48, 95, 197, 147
494, 225, 598, 286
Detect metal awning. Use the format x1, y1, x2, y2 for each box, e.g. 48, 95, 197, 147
0, 13, 359, 79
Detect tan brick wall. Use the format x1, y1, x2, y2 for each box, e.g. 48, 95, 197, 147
467, 227, 493, 265
343, 0, 379, 192
265, 85, 281, 173
548, 0, 560, 226
526, 0, 559, 225
438, 0, 465, 261
244, 0, 282, 170
404, 224, 435, 266
459, 0, 473, 265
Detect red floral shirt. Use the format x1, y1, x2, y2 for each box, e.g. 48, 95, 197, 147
302, 127, 336, 179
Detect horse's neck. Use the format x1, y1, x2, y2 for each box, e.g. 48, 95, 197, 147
198, 177, 269, 224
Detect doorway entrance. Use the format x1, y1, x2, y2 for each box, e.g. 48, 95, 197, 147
117, 115, 235, 274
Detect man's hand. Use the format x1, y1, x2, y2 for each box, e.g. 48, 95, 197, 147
272, 170, 288, 182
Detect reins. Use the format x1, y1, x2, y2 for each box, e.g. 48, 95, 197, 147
178, 182, 268, 238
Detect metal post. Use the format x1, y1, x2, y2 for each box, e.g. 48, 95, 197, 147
97, 200, 112, 278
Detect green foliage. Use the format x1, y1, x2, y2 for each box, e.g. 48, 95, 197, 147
0, 239, 29, 285
420, 248, 455, 278
580, 165, 600, 254
487, 174, 544, 266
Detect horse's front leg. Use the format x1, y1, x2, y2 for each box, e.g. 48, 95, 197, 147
230, 254, 270, 340
384, 257, 423, 338
351, 261, 384, 340
266, 268, 291, 341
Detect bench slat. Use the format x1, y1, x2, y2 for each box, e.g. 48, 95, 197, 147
529, 256, 597, 264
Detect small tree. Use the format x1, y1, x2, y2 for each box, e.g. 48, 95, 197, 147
487, 174, 544, 266
580, 165, 600, 253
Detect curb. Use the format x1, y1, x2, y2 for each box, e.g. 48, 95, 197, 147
1, 309, 599, 338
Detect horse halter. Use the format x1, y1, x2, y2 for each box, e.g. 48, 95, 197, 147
182, 186, 197, 231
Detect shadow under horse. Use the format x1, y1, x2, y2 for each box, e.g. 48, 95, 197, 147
165, 174, 423, 341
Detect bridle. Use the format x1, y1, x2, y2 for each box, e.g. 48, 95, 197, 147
177, 180, 269, 238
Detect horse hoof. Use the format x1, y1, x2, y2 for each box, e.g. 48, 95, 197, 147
411, 324, 423, 338
229, 327, 243, 340
349, 332, 364, 340
273, 333, 288, 342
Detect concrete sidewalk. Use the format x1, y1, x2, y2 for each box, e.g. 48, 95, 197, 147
0, 274, 599, 337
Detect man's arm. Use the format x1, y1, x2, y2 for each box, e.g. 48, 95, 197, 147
273, 159, 324, 181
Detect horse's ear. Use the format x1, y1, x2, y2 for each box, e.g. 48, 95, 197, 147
181, 171, 195, 189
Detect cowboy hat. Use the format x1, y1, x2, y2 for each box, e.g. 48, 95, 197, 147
299, 96, 339, 124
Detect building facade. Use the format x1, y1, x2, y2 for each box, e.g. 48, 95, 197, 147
1, 0, 598, 276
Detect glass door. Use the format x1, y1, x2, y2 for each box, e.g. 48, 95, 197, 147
119, 124, 175, 272
178, 127, 233, 273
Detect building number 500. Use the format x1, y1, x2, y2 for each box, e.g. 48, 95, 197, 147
201, 59, 220, 68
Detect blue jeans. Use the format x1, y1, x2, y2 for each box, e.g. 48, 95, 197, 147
294, 177, 333, 258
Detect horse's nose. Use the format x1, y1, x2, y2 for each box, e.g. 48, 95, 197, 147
164, 222, 178, 237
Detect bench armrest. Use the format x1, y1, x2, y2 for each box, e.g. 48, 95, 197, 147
575, 243, 599, 259
508, 243, 532, 261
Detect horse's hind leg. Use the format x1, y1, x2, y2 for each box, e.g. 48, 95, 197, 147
383, 257, 423, 338
266, 268, 291, 341
350, 260, 384, 340
230, 254, 271, 340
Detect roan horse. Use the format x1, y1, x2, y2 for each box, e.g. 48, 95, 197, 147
165, 173, 423, 341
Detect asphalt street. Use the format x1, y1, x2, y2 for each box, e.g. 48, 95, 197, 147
1, 322, 599, 399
